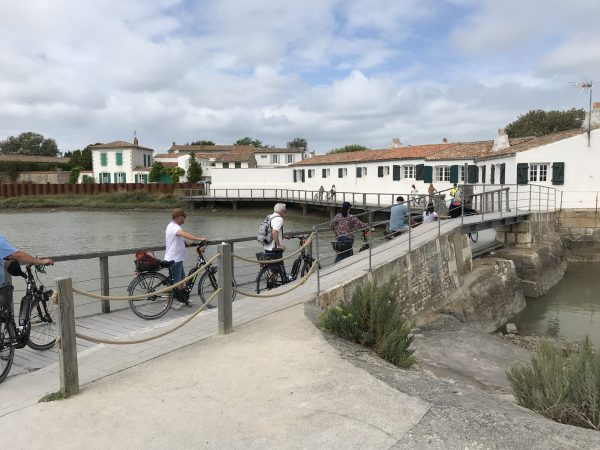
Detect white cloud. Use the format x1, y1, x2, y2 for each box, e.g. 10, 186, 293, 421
0, 0, 597, 154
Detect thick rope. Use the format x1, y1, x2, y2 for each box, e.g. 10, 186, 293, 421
233, 259, 318, 298
71, 253, 221, 301
74, 288, 220, 345
233, 232, 316, 264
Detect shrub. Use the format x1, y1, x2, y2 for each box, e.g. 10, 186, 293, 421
319, 276, 415, 368
507, 338, 600, 431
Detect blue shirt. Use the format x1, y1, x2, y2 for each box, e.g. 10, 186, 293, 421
0, 236, 17, 286
390, 203, 409, 232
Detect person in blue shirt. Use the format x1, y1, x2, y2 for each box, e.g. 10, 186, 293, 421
389, 196, 409, 237
0, 235, 53, 286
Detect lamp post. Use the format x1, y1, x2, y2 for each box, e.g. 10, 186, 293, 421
574, 81, 593, 147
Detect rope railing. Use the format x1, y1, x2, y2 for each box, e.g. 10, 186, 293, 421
71, 253, 221, 301
232, 259, 319, 298
72, 288, 221, 345
233, 232, 316, 264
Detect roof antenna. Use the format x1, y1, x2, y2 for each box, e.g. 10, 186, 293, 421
571, 80, 593, 147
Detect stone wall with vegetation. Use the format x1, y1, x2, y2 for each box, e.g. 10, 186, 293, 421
318, 228, 524, 332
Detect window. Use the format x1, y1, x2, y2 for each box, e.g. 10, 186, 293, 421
385, 166, 390, 175
116, 152, 123, 166
435, 166, 450, 182
116, 172, 126, 183
338, 168, 347, 178
322, 168, 330, 178
362, 167, 367, 176
261, 155, 267, 159
460, 166, 465, 182
234, 162, 241, 168
99, 172, 110, 184
100, 153, 107, 166
286, 154, 294, 164
223, 162, 230, 168
402, 165, 415, 179
529, 163, 548, 182
308, 169, 314, 178
377, 166, 384, 178
356, 167, 362, 178
271, 154, 279, 164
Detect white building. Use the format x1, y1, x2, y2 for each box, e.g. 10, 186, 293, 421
209, 127, 600, 208
91, 138, 153, 184
253, 147, 304, 167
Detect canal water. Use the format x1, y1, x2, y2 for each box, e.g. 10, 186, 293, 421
1, 207, 332, 317
513, 262, 600, 347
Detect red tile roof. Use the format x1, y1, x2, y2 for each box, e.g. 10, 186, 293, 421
216, 152, 255, 163
290, 144, 452, 166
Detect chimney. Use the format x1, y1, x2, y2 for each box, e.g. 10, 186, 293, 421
309, 151, 315, 158
173, 141, 176, 146
442, 137, 448, 143
390, 138, 402, 149
134, 137, 139, 146
492, 128, 510, 152
586, 101, 600, 128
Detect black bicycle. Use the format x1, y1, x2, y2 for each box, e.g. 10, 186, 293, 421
1, 262, 57, 383
255, 236, 317, 293
127, 242, 237, 320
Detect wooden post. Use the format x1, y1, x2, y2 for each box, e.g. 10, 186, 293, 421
217, 243, 233, 335
99, 256, 110, 313
56, 277, 80, 397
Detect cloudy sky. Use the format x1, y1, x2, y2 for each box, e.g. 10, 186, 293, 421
1, 0, 598, 154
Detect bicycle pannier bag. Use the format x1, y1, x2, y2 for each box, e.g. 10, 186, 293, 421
135, 250, 160, 272
0, 283, 14, 312
257, 215, 273, 245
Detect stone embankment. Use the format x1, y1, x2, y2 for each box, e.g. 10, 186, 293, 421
558, 209, 600, 261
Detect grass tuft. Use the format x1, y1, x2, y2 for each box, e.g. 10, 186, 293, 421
507, 337, 600, 431
319, 276, 416, 369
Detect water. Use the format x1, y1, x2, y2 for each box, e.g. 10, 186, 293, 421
0, 208, 328, 316
513, 262, 600, 346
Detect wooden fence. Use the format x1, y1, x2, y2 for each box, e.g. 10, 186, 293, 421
0, 182, 195, 198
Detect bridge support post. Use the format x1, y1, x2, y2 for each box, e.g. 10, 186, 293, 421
99, 256, 110, 313
188, 201, 195, 210
302, 203, 308, 215
55, 277, 80, 397
217, 243, 233, 335
232, 201, 238, 211
329, 207, 335, 221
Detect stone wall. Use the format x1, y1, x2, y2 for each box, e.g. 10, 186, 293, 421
318, 228, 524, 332
495, 212, 558, 246
557, 209, 600, 260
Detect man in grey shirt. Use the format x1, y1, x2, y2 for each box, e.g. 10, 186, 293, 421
389, 196, 409, 237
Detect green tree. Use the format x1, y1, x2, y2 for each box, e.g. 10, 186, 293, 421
0, 132, 59, 156
149, 162, 164, 182
64, 144, 95, 170
505, 108, 585, 138
287, 137, 307, 149
327, 144, 369, 154
234, 137, 263, 148
68, 167, 82, 184
186, 153, 203, 183
189, 140, 215, 146
166, 166, 185, 182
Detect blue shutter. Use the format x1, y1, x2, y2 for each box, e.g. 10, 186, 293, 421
551, 162, 565, 185
392, 165, 400, 181
516, 163, 528, 184
450, 165, 459, 183
423, 166, 433, 183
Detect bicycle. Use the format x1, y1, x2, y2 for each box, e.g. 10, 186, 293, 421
127, 241, 237, 320
332, 229, 370, 261
255, 236, 317, 293
1, 262, 57, 383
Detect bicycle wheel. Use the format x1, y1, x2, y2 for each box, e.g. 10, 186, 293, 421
27, 292, 57, 351
469, 231, 479, 243
198, 269, 237, 308
256, 265, 285, 293
0, 319, 16, 383
300, 256, 316, 277
128, 272, 173, 320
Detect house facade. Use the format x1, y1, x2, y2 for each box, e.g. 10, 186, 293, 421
91, 138, 153, 184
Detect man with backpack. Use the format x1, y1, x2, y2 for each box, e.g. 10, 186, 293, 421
261, 203, 287, 261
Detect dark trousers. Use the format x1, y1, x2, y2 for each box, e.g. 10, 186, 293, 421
335, 236, 354, 263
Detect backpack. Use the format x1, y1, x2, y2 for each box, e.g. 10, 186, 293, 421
134, 250, 160, 272
257, 214, 274, 245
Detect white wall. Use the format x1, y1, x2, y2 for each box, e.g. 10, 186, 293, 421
92, 148, 134, 183
255, 151, 302, 167
211, 167, 293, 190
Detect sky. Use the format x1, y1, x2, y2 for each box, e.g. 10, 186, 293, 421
1, 0, 599, 154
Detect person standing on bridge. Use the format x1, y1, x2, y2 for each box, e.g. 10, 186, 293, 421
318, 185, 325, 201
330, 202, 368, 263
165, 208, 208, 309
263, 203, 288, 266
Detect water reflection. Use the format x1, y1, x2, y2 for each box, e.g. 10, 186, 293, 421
513, 262, 600, 346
